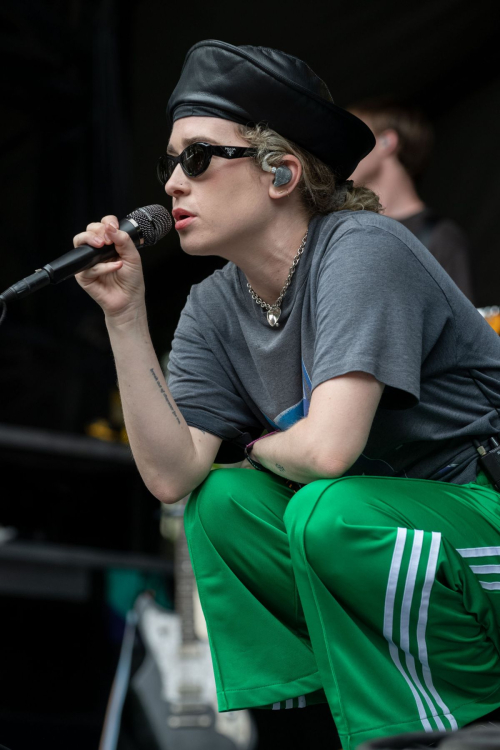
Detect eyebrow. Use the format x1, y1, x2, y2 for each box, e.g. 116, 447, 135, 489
166, 135, 220, 155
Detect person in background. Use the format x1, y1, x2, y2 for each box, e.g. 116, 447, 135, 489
349, 98, 474, 301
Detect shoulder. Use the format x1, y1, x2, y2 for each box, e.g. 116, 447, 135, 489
312, 210, 433, 268
309, 211, 469, 311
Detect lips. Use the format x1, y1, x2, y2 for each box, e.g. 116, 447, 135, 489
172, 207, 196, 230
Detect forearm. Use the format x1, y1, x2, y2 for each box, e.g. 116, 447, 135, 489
250, 418, 350, 484
251, 374, 383, 483
106, 309, 209, 502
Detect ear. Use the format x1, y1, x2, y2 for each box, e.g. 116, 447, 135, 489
268, 155, 302, 200
378, 128, 399, 157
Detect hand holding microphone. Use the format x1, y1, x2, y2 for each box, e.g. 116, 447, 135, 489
0, 205, 172, 321
73, 206, 171, 321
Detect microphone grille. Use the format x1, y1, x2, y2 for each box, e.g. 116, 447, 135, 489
126, 204, 172, 246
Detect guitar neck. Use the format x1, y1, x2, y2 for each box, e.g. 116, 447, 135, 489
174, 506, 198, 646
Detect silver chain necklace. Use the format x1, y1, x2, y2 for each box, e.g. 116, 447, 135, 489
247, 231, 308, 327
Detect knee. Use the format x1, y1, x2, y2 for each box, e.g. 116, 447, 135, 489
185, 468, 243, 540
185, 468, 283, 547
284, 476, 376, 572
285, 475, 372, 528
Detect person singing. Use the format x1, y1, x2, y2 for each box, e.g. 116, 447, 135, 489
74, 41, 500, 750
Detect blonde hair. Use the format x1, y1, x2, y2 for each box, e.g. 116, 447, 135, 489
238, 123, 382, 217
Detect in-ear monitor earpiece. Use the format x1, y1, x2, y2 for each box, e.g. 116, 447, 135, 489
262, 154, 292, 187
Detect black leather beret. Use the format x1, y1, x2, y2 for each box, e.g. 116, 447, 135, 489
167, 40, 375, 181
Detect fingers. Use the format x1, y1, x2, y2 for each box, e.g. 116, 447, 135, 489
101, 214, 119, 228
86, 221, 108, 233
76, 259, 123, 282
73, 229, 106, 249
100, 215, 125, 246
73, 216, 118, 247
103, 223, 129, 247
74, 216, 128, 250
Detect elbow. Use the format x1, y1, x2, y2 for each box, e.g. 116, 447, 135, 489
308, 449, 359, 480
141, 460, 212, 505
156, 491, 185, 506
146, 478, 190, 505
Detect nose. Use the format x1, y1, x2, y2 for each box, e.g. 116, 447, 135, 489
165, 163, 190, 198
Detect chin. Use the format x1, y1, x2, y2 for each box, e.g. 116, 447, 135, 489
179, 234, 218, 258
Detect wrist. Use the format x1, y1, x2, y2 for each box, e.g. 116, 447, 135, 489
244, 431, 279, 472
105, 304, 148, 332
244, 448, 268, 472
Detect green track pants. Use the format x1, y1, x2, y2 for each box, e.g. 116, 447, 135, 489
184, 469, 500, 749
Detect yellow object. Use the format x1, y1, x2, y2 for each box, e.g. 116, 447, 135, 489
478, 306, 500, 335
85, 418, 116, 442
487, 314, 500, 334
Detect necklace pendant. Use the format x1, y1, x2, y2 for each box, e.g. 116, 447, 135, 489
267, 308, 281, 327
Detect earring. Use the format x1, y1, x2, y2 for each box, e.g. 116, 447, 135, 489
262, 154, 292, 187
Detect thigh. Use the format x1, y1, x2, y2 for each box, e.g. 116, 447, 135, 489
184, 468, 322, 709
186, 468, 301, 624
286, 474, 500, 614
284, 475, 500, 742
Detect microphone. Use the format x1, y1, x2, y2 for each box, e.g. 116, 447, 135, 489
0, 204, 172, 305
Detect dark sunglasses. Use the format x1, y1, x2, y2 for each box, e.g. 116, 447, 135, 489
157, 142, 257, 186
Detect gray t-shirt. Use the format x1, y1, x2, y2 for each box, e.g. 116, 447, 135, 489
168, 210, 500, 484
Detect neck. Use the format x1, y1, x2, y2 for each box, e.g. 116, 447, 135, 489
371, 159, 425, 220
233, 209, 310, 305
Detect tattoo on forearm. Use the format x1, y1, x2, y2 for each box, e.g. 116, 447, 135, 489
275, 463, 285, 472
150, 368, 181, 424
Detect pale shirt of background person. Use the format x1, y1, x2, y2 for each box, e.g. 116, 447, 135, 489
349, 98, 474, 302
